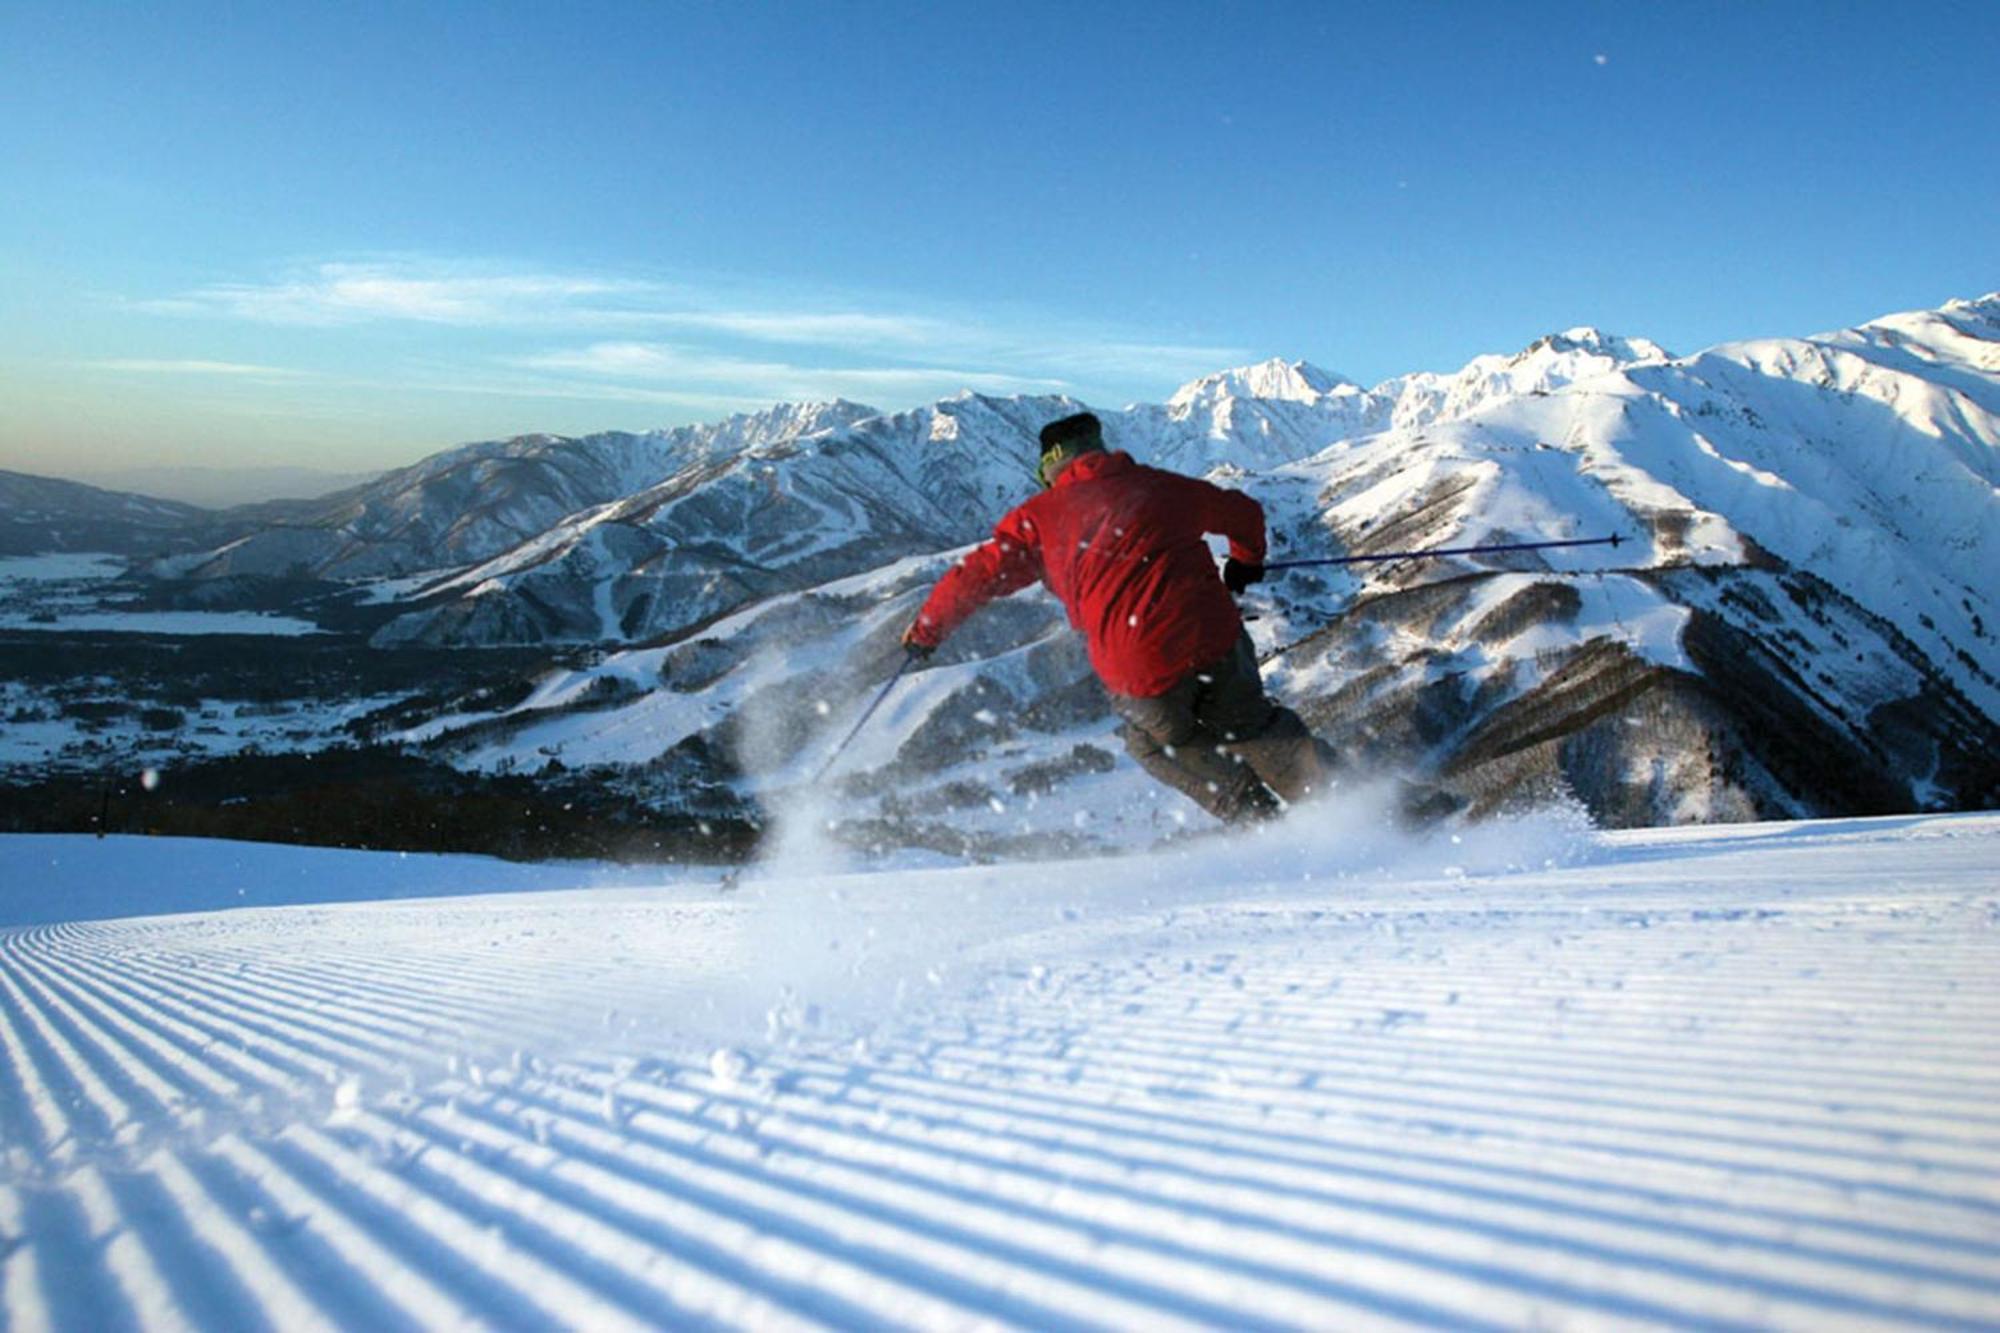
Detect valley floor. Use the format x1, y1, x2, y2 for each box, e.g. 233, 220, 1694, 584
0, 811, 1996, 1329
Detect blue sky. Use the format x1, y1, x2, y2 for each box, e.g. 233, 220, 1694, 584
2, 0, 1995, 483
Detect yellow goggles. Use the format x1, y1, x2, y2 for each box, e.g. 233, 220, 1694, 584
1036, 440, 1099, 488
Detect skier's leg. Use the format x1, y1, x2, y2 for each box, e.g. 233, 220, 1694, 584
1111, 682, 1278, 824
1196, 635, 1337, 804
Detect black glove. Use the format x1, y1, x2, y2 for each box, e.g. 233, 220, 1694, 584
1222, 558, 1265, 595
901, 625, 936, 661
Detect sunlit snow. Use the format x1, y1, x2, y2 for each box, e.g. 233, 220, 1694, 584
0, 812, 1994, 1328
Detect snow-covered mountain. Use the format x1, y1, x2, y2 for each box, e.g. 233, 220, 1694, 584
1233, 294, 2000, 823
368, 394, 1073, 647
358, 294, 1997, 831
153, 401, 883, 583
16, 293, 1997, 832
344, 333, 1689, 647
1125, 358, 1395, 473
1381, 326, 1675, 432
1110, 330, 1674, 476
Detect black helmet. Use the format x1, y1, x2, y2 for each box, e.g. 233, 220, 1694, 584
1036, 411, 1104, 487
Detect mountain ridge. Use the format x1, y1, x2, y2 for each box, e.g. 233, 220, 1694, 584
0, 469, 210, 556
7, 293, 1995, 832
345, 291, 1995, 830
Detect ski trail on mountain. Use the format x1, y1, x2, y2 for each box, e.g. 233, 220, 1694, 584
1, 815, 1997, 1329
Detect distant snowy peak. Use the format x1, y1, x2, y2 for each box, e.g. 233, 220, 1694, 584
1383, 325, 1672, 433
1940, 290, 2000, 339
1515, 327, 1673, 369
1138, 332, 1680, 475
1168, 358, 1360, 410
400, 398, 881, 485
1131, 360, 1390, 474
682, 398, 884, 455
1868, 290, 2000, 337
1156, 329, 1678, 461
1845, 292, 2000, 384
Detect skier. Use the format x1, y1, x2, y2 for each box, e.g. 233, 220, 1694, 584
901, 411, 1334, 824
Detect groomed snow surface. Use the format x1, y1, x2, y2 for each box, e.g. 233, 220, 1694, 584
1, 808, 1997, 1330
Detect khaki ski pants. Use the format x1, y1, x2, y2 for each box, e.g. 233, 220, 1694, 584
1109, 633, 1332, 824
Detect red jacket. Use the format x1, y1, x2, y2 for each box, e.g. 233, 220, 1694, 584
909, 450, 1265, 698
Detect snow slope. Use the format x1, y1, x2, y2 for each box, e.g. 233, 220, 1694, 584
1, 812, 1996, 1329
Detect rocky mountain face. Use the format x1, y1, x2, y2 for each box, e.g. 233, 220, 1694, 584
17, 295, 1998, 836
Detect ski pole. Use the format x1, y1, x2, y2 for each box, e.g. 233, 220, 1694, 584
1264, 532, 1623, 572
810, 650, 920, 784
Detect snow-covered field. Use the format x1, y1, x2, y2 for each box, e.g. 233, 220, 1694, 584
0, 686, 403, 781
1, 811, 1996, 1330
0, 553, 322, 636
0, 611, 323, 636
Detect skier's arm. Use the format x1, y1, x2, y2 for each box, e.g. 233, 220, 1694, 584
906, 508, 1044, 649
1188, 476, 1267, 565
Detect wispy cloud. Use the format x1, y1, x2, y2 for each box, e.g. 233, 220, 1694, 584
137, 262, 655, 328
139, 261, 969, 350
404, 374, 780, 415
123, 257, 1258, 416
85, 358, 317, 379
633, 311, 949, 348
514, 341, 1067, 403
